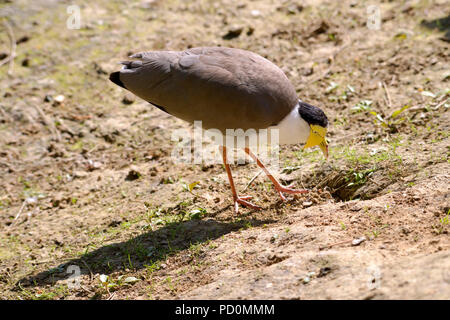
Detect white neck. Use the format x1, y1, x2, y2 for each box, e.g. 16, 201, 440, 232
268, 105, 310, 145
201, 105, 310, 148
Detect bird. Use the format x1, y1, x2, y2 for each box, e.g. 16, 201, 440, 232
109, 47, 329, 214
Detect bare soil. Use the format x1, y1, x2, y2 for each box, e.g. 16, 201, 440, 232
0, 0, 449, 300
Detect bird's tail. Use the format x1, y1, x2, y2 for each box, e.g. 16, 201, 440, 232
109, 71, 126, 89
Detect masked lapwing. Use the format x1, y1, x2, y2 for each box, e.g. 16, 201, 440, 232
110, 47, 328, 214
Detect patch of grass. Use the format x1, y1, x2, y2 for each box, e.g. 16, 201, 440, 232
187, 208, 207, 220
294, 148, 323, 163
70, 140, 84, 151
161, 176, 175, 184
188, 242, 203, 258
146, 204, 207, 228
340, 84, 356, 101
351, 100, 373, 113
165, 276, 177, 293
242, 220, 253, 230
208, 242, 218, 250
346, 167, 376, 187
18, 283, 68, 300
326, 81, 339, 94
331, 145, 388, 166
371, 105, 410, 130
120, 221, 132, 230
432, 209, 450, 235
182, 180, 200, 194
333, 116, 348, 127
144, 260, 162, 276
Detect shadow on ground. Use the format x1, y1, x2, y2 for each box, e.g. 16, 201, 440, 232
16, 213, 275, 289
421, 15, 450, 41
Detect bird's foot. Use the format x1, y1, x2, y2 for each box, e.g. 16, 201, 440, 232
274, 184, 309, 201
233, 196, 262, 214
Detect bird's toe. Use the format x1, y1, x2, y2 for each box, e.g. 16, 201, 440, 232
234, 197, 262, 214
275, 185, 309, 201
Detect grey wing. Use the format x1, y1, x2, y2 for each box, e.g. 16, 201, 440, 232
115, 51, 180, 112
113, 47, 298, 132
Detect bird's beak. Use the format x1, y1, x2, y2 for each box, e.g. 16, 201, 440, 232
304, 125, 328, 159
319, 140, 328, 159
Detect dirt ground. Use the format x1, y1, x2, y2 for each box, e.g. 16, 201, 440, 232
0, 0, 449, 300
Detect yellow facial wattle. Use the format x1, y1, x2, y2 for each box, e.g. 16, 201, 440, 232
303, 125, 328, 158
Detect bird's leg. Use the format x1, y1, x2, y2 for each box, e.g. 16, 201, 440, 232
244, 147, 308, 201
220, 145, 262, 214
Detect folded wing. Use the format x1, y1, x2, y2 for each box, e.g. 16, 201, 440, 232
110, 47, 298, 132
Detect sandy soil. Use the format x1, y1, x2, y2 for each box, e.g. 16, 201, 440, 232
0, 0, 449, 299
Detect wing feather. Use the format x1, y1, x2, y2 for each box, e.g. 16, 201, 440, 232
112, 47, 298, 132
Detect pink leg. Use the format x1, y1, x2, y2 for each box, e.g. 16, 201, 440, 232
220, 146, 262, 214
244, 147, 308, 201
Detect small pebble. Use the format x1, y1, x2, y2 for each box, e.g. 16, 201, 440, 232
223, 26, 243, 40
303, 201, 313, 208
122, 94, 135, 105
318, 267, 331, 277
125, 167, 142, 181
352, 236, 366, 246
54, 95, 65, 103
124, 276, 139, 284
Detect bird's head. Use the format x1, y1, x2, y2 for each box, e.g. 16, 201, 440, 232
298, 101, 329, 158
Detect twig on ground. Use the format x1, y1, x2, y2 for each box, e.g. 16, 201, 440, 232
0, 105, 13, 122
80, 259, 94, 281
299, 173, 307, 190
319, 239, 353, 250
432, 97, 448, 110
0, 20, 17, 75
80, 285, 92, 294
243, 169, 263, 192
13, 200, 27, 222
107, 292, 116, 300
33, 105, 62, 142
382, 81, 392, 108
407, 96, 448, 113
86, 144, 99, 154
320, 236, 367, 250
56, 118, 75, 136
